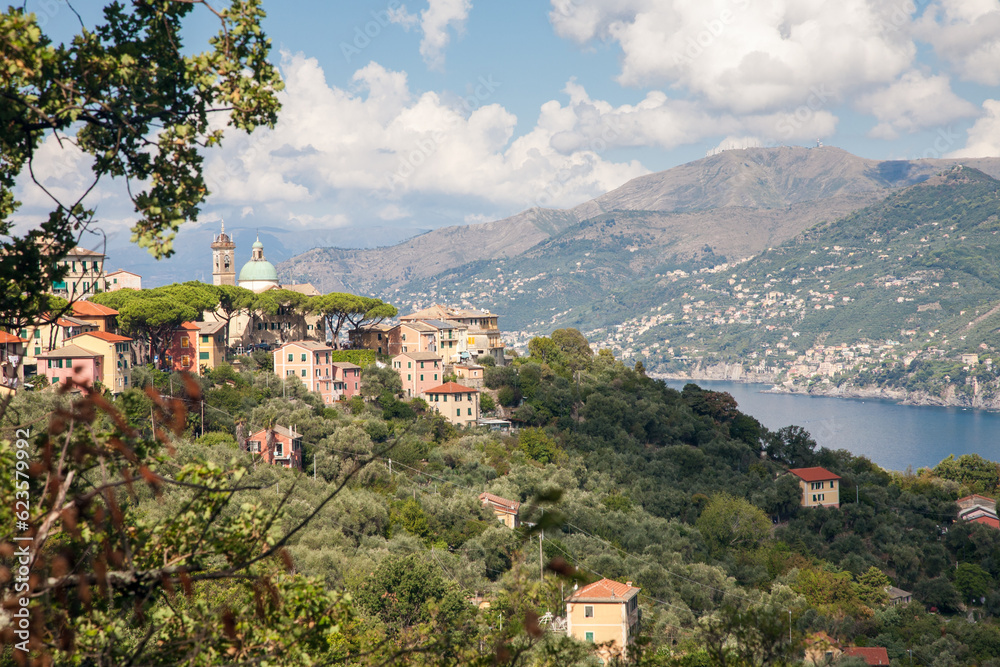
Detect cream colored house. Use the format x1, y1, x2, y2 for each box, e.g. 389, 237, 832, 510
420, 381, 480, 426
565, 578, 641, 662
789, 467, 841, 508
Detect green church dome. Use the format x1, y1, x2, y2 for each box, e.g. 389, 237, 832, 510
238, 259, 278, 283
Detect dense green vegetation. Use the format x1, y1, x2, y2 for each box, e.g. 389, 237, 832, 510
3, 329, 1000, 665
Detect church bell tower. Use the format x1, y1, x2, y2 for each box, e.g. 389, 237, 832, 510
211, 222, 236, 286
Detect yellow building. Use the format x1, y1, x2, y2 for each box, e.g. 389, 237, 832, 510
565, 578, 641, 662
18, 315, 97, 376
196, 321, 228, 372
789, 467, 841, 508
420, 381, 480, 427
479, 492, 520, 529
68, 331, 133, 393
400, 304, 505, 364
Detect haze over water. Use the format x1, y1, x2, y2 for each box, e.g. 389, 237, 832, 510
662, 379, 1000, 472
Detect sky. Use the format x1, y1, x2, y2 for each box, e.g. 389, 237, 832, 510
12, 0, 1000, 281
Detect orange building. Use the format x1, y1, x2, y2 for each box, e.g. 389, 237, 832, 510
565, 578, 641, 662
167, 322, 201, 374
71, 301, 119, 333
247, 425, 302, 469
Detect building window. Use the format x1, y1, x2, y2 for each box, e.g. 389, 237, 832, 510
202, 335, 210, 342
301, 369, 306, 377
584, 606, 594, 618
181, 355, 190, 367
468, 408, 472, 416
830, 481, 835, 488
180, 338, 189, 348
288, 353, 293, 362
456, 409, 461, 417
199, 352, 209, 360
301, 353, 307, 362
275, 442, 283, 456
434, 374, 438, 380
585, 632, 594, 643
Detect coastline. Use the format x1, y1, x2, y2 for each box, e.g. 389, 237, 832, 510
654, 365, 1000, 412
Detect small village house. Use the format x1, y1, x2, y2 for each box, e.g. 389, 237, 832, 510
273, 341, 337, 403
956, 494, 999, 529
37, 344, 103, 390
48, 246, 105, 299
393, 351, 443, 398
247, 425, 303, 469
105, 269, 142, 291
565, 578, 641, 662
789, 467, 841, 508
842, 647, 890, 665
886, 586, 912, 605
421, 382, 480, 426
66, 331, 133, 393
167, 322, 201, 374
196, 321, 228, 371
479, 492, 520, 529
400, 304, 505, 364
71, 301, 119, 333
333, 361, 362, 399
454, 363, 485, 388
19, 315, 97, 376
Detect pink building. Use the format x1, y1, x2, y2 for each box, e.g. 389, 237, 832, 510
105, 269, 142, 291
247, 425, 302, 469
166, 322, 201, 374
273, 340, 337, 403
37, 344, 103, 390
334, 362, 362, 399
393, 352, 443, 398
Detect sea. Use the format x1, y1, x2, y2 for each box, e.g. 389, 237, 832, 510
661, 379, 1000, 472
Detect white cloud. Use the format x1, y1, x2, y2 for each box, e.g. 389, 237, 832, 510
539, 79, 837, 155
947, 99, 1000, 158
915, 0, 1000, 86
549, 0, 917, 113
379, 204, 411, 220
202, 53, 648, 217
855, 71, 979, 140
390, 0, 472, 70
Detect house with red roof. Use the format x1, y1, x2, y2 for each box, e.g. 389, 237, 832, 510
420, 381, 480, 426
393, 351, 443, 398
67, 331, 133, 393
71, 301, 119, 333
843, 646, 890, 665
789, 467, 841, 508
479, 492, 520, 529
957, 494, 999, 529
247, 425, 302, 469
565, 578, 641, 662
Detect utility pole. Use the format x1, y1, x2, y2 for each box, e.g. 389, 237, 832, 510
388, 458, 392, 475
313, 457, 316, 479
539, 531, 544, 583
788, 610, 792, 643
856, 485, 859, 504
200, 400, 205, 435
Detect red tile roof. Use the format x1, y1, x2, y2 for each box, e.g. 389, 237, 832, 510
72, 301, 119, 317
789, 467, 841, 482
69, 331, 132, 343
178, 322, 201, 330
843, 647, 890, 665
0, 331, 28, 344
567, 578, 640, 602
970, 516, 1000, 529
480, 492, 520, 513
424, 381, 477, 394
